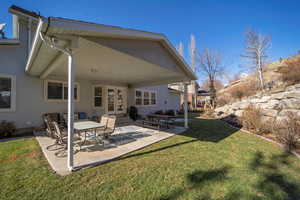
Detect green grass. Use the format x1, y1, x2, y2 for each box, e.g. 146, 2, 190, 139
1, 115, 300, 200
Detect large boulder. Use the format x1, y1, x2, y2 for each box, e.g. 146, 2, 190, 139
260, 99, 282, 110
281, 98, 300, 109
284, 91, 300, 99
261, 109, 278, 117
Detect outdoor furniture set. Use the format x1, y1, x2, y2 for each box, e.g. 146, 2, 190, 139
43, 113, 116, 157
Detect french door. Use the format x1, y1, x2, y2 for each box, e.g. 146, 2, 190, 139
107, 87, 127, 114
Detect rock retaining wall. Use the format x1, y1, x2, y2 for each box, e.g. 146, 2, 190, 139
215, 83, 300, 122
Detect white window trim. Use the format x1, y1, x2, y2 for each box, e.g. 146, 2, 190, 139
135, 89, 157, 107
92, 85, 103, 108
0, 74, 16, 112
44, 80, 80, 102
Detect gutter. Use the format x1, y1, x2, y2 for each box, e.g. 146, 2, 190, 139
25, 19, 44, 73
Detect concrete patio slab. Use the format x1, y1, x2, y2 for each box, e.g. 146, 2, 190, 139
34, 125, 186, 175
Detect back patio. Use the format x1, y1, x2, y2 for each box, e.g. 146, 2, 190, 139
24, 16, 196, 171
35, 124, 186, 175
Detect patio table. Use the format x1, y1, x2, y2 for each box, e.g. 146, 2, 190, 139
74, 121, 105, 149
146, 114, 175, 129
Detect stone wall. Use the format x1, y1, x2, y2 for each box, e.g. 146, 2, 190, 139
215, 83, 300, 122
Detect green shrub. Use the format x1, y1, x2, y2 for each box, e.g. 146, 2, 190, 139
165, 109, 175, 116
154, 110, 164, 115
0, 121, 16, 138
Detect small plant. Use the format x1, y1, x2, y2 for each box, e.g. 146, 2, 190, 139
272, 112, 300, 151
0, 121, 16, 138
165, 109, 175, 116
154, 110, 164, 115
240, 104, 264, 134
129, 106, 138, 121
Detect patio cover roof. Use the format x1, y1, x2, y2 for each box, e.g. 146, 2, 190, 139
25, 17, 197, 87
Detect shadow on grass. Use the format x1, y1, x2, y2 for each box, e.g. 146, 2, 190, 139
121, 117, 238, 161
159, 166, 231, 200
181, 117, 239, 143
250, 151, 300, 200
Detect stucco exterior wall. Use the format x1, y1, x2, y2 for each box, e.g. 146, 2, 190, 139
0, 20, 180, 128
167, 92, 181, 111
128, 85, 180, 116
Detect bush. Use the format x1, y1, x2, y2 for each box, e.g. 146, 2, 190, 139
279, 57, 300, 85
216, 96, 230, 107
221, 114, 242, 128
129, 106, 138, 121
240, 105, 265, 134
227, 80, 259, 101
154, 110, 164, 115
272, 112, 300, 151
0, 121, 16, 138
165, 109, 175, 116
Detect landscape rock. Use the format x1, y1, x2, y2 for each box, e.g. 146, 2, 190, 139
214, 82, 300, 123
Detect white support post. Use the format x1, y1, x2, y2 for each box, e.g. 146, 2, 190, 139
184, 83, 189, 128
67, 53, 75, 171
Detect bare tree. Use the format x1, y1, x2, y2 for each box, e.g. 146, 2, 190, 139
202, 79, 224, 91
189, 34, 198, 109
197, 48, 224, 108
241, 29, 271, 91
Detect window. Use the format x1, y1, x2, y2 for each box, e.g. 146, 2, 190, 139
63, 83, 78, 100
143, 91, 150, 105
135, 90, 157, 106
45, 80, 79, 101
0, 74, 16, 112
151, 92, 156, 105
135, 90, 142, 106
94, 86, 102, 107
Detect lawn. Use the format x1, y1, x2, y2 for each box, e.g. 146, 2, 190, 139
1, 115, 300, 200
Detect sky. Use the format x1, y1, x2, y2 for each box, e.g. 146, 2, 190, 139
1, 0, 300, 82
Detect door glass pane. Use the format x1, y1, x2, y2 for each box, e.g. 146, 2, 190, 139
144, 91, 149, 105
0, 77, 11, 109
107, 88, 115, 112
48, 82, 63, 100
95, 97, 102, 107
117, 89, 124, 112
151, 92, 156, 105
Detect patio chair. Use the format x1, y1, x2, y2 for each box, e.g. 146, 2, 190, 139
51, 121, 80, 157
97, 115, 116, 140
99, 114, 109, 127
43, 114, 55, 138
63, 112, 79, 126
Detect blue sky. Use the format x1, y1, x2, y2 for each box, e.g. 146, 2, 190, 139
1, 0, 299, 81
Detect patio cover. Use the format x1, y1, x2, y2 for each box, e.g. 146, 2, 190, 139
25, 17, 196, 171
25, 17, 196, 87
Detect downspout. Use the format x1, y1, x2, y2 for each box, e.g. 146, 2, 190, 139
39, 18, 75, 171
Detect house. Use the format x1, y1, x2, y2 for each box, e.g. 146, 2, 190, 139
169, 81, 200, 110
0, 5, 196, 170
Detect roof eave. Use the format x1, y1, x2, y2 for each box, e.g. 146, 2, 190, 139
26, 17, 197, 81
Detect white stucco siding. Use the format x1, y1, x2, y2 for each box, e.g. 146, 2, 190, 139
128, 85, 180, 116
0, 22, 104, 128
